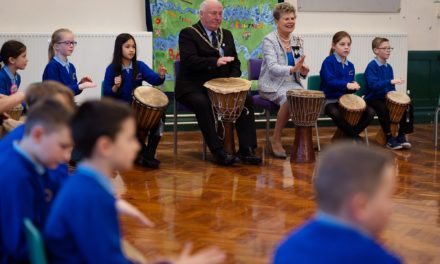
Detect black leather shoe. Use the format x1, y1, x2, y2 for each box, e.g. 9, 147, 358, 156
213, 149, 236, 166
237, 148, 262, 165
135, 156, 160, 169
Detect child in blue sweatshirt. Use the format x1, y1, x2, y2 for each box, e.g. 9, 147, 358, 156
103, 33, 166, 169
0, 40, 27, 96
44, 99, 225, 264
0, 99, 74, 263
319, 31, 374, 140
274, 143, 402, 264
43, 28, 96, 95
364, 37, 413, 149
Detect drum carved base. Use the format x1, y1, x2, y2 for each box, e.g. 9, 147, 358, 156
291, 126, 315, 163
376, 123, 399, 145
219, 122, 235, 155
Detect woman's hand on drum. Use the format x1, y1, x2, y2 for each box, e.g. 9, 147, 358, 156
78, 81, 97, 90
347, 81, 360, 91
216, 56, 235, 67
290, 55, 305, 74
116, 199, 155, 228
158, 63, 167, 79
300, 64, 310, 76
391, 78, 405, 85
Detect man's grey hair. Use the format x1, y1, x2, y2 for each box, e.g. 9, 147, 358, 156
200, 0, 222, 12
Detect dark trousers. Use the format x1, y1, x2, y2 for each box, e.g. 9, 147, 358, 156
367, 99, 414, 135
325, 102, 375, 137
178, 91, 257, 153
137, 115, 164, 159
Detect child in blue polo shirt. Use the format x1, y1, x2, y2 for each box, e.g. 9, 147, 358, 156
0, 99, 74, 263
320, 31, 374, 140
0, 40, 27, 96
364, 37, 413, 149
43, 28, 96, 95
273, 143, 402, 264
103, 33, 166, 169
44, 99, 225, 264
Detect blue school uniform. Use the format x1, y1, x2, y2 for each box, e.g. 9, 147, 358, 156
273, 212, 402, 264
103, 60, 164, 104
364, 58, 396, 101
44, 164, 132, 264
0, 67, 21, 95
320, 53, 356, 99
42, 56, 81, 95
0, 143, 65, 263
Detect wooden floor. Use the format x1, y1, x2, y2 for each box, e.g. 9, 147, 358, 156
115, 124, 440, 264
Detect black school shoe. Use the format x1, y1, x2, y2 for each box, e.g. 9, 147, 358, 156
237, 147, 262, 165
212, 149, 236, 166
135, 155, 160, 169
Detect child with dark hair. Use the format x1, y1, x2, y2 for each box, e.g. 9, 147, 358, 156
274, 143, 402, 264
0, 99, 74, 263
44, 99, 225, 264
0, 40, 27, 96
103, 33, 167, 169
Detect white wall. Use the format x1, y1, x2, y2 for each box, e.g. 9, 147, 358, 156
287, 0, 440, 50
0, 0, 438, 50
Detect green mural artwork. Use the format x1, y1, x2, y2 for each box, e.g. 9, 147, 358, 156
150, 0, 277, 91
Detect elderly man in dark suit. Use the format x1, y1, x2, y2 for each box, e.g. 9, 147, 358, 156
175, 0, 261, 166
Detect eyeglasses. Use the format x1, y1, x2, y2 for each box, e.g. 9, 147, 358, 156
377, 47, 394, 51
57, 41, 77, 46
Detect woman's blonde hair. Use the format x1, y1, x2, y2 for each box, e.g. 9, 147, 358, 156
48, 28, 73, 61
273, 2, 296, 21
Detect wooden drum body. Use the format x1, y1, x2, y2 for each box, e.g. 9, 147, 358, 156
287, 89, 325, 163
333, 94, 366, 140
6, 104, 24, 121
131, 86, 169, 131
376, 91, 411, 145
204, 78, 251, 155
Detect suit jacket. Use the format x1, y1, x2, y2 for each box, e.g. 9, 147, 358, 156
175, 21, 241, 99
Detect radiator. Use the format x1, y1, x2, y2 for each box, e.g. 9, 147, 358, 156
298, 33, 408, 92
0, 32, 153, 103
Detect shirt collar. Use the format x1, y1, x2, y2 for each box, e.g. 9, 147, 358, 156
3, 66, 18, 84
374, 57, 388, 67
315, 210, 371, 238
53, 55, 70, 68
13, 141, 46, 176
333, 52, 349, 66
122, 61, 133, 72
76, 163, 114, 195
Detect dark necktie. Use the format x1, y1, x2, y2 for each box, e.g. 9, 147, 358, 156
211, 31, 218, 48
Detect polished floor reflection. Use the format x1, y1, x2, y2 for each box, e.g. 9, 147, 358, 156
115, 125, 440, 264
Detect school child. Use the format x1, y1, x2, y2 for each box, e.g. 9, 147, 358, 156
320, 31, 374, 141
43, 28, 96, 95
273, 143, 402, 264
364, 37, 413, 149
103, 33, 166, 169
44, 99, 225, 264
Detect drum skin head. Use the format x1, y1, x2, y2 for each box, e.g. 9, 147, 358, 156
204, 78, 251, 94
339, 94, 366, 111
387, 91, 411, 104
133, 86, 169, 107
287, 89, 325, 98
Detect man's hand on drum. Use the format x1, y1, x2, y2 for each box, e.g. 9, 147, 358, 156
290, 55, 305, 74
347, 81, 360, 91
216, 56, 235, 67
391, 78, 405, 85
158, 63, 167, 79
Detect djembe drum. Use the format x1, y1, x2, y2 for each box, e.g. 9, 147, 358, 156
333, 94, 366, 140
131, 86, 169, 130
287, 89, 325, 163
204, 78, 251, 155
5, 104, 24, 121
376, 91, 411, 145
